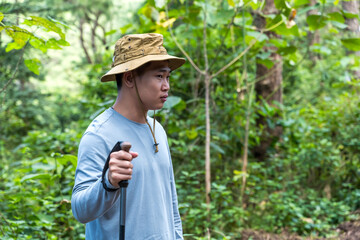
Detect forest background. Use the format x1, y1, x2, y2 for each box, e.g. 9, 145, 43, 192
0, 0, 360, 239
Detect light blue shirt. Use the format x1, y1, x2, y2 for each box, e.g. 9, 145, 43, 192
71, 108, 183, 240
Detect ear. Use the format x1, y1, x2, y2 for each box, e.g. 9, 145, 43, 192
123, 71, 135, 88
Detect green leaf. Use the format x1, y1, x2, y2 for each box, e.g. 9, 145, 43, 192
105, 29, 117, 36
163, 96, 181, 109
24, 58, 41, 75
277, 46, 297, 55
227, 0, 235, 7
21, 173, 51, 182
269, 38, 287, 48
57, 154, 77, 167
306, 15, 328, 30
342, 10, 359, 19
329, 21, 348, 29
0, 12, 4, 22
210, 142, 225, 154
310, 45, 331, 55
327, 12, 345, 23
29, 37, 47, 53
23, 16, 65, 40
257, 58, 275, 69
46, 38, 62, 49
5, 26, 32, 48
341, 38, 360, 51
274, 0, 289, 9
186, 129, 198, 140
247, 31, 268, 42
294, 0, 309, 7
56, 39, 70, 47
5, 42, 24, 52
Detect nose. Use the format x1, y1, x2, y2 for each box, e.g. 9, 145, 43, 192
162, 79, 170, 91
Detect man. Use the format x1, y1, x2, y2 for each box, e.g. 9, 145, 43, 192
71, 33, 185, 240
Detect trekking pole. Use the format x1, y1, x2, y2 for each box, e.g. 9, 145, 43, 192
119, 142, 131, 240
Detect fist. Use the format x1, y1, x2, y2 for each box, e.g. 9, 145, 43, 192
108, 150, 138, 188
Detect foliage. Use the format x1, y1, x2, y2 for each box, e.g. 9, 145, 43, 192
1, 0, 360, 239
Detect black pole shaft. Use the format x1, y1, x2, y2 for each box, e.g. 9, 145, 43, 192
119, 142, 131, 240
119, 182, 127, 240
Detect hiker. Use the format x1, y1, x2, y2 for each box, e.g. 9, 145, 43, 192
71, 33, 185, 240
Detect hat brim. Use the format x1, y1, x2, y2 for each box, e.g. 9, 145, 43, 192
100, 54, 186, 82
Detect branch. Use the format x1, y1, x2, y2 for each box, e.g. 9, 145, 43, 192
211, 35, 259, 78
0, 44, 27, 94
91, 11, 101, 62
165, 5, 204, 75
203, 3, 208, 72
79, 18, 93, 64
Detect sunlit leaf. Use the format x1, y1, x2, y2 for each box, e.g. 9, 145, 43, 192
105, 29, 116, 36
161, 18, 176, 28
4, 26, 32, 49
24, 58, 41, 75
23, 16, 66, 40
186, 129, 198, 140
5, 42, 24, 52
29, 37, 47, 53
294, 0, 309, 7
46, 38, 62, 49
0, 12, 4, 22
227, 0, 235, 7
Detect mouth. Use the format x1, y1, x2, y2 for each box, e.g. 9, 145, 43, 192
160, 94, 168, 102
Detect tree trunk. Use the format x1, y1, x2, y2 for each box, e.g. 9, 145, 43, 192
253, 0, 283, 161
205, 74, 211, 206
342, 0, 360, 33
342, 0, 360, 79
308, 0, 320, 61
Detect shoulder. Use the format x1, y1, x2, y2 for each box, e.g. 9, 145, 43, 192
84, 108, 115, 135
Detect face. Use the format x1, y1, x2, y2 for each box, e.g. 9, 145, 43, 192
133, 60, 171, 111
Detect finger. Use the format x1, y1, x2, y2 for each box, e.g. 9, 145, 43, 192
110, 150, 133, 161
109, 173, 132, 186
110, 166, 133, 175
109, 159, 133, 169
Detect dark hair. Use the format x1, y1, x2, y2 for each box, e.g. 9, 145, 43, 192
115, 62, 152, 91
116, 73, 123, 91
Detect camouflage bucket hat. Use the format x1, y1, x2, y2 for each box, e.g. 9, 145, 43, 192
100, 33, 186, 82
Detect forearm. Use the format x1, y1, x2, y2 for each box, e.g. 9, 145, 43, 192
71, 176, 120, 223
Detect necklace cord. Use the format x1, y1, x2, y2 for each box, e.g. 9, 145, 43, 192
133, 76, 159, 153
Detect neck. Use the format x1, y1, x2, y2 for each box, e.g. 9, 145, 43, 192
112, 91, 148, 124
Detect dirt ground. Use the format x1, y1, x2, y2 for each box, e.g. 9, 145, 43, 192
240, 217, 360, 240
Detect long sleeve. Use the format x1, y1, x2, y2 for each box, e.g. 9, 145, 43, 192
167, 141, 184, 239
71, 132, 120, 223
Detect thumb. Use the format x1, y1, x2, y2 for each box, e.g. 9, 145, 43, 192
130, 151, 138, 159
